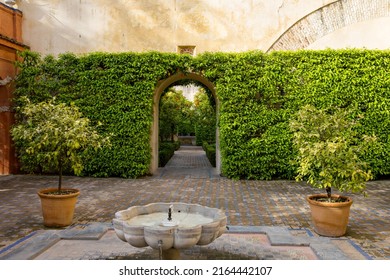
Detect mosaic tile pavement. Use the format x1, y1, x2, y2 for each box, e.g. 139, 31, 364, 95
0, 223, 369, 260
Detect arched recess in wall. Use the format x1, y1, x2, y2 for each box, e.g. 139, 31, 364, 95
150, 72, 220, 175
267, 0, 390, 52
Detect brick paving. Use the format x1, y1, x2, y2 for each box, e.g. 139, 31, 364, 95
0, 146, 389, 259
165, 146, 213, 168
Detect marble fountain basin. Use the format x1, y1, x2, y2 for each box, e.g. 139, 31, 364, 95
113, 202, 227, 251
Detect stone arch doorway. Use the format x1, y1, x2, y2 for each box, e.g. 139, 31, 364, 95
267, 0, 390, 51
150, 72, 220, 175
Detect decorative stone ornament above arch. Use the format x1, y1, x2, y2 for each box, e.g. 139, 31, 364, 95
267, 0, 390, 52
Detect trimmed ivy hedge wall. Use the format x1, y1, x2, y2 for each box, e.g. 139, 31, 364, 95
14, 51, 192, 178
14, 49, 390, 179
193, 50, 390, 179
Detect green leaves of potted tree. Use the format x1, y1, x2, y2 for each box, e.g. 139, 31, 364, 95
289, 105, 375, 237
12, 99, 108, 227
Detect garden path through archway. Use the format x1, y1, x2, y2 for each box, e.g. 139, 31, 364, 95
150, 72, 220, 176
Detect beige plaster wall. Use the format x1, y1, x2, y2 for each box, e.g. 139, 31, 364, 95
2, 0, 389, 55
3, 0, 348, 55
306, 17, 390, 50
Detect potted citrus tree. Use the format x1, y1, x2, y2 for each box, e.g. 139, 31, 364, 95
12, 99, 108, 227
289, 105, 375, 237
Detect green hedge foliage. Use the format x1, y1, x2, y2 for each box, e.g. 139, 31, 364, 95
14, 51, 192, 178
202, 142, 216, 167
159, 142, 180, 167
14, 49, 390, 179
195, 124, 216, 146
193, 50, 390, 179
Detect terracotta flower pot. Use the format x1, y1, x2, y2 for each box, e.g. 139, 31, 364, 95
306, 194, 353, 237
37, 188, 80, 227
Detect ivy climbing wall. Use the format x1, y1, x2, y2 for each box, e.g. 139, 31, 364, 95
13, 49, 390, 180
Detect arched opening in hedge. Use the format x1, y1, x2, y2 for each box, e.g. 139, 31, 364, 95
150, 71, 220, 175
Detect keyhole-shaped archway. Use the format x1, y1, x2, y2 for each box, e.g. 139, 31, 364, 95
150, 72, 220, 175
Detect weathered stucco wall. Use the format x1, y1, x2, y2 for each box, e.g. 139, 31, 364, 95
307, 17, 390, 49
269, 0, 390, 51
4, 0, 388, 55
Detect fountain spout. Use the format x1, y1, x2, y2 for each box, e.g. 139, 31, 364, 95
113, 202, 227, 260
168, 205, 173, 221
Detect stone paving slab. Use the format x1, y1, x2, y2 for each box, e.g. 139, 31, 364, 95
0, 223, 370, 260
0, 230, 61, 260
59, 222, 111, 240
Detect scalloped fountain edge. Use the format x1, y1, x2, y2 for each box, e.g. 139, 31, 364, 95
113, 202, 227, 250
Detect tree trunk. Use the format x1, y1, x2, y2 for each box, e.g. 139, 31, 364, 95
326, 186, 332, 202
58, 159, 63, 192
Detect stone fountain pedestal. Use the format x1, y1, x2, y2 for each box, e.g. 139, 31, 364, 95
113, 202, 227, 259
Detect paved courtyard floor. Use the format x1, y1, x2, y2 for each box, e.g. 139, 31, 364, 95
0, 146, 389, 260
